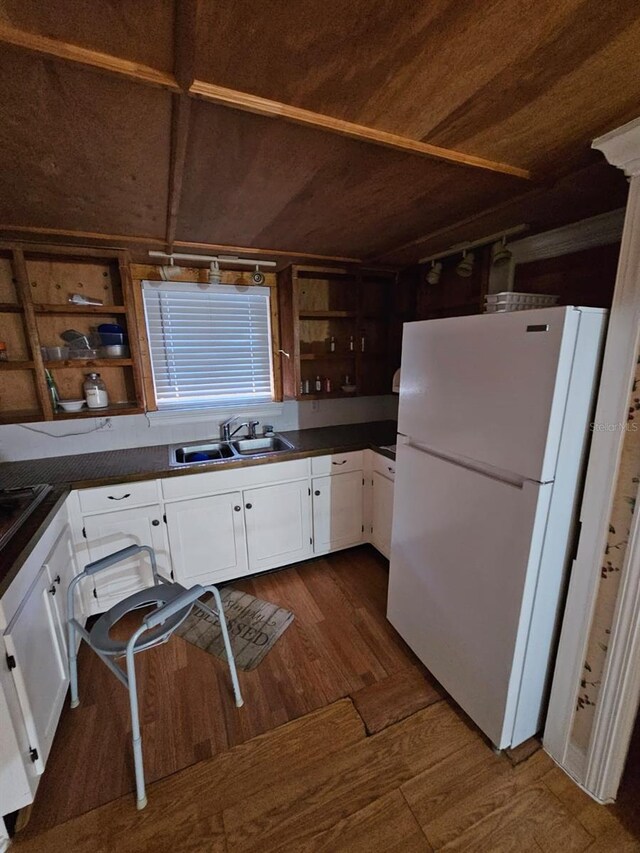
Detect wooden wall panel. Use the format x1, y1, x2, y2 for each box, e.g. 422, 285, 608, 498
0, 48, 171, 238
176, 101, 523, 258
0, 0, 175, 72
514, 242, 621, 309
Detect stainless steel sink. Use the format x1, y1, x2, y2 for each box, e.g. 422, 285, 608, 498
231, 435, 294, 455
171, 441, 236, 466
169, 434, 294, 466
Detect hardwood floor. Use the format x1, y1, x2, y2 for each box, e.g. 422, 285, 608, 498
12, 545, 640, 851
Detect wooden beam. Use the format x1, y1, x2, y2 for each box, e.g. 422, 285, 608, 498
189, 80, 532, 181
0, 21, 179, 91
0, 225, 362, 265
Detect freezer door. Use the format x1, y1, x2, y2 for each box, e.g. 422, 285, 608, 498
397, 306, 584, 482
387, 442, 553, 748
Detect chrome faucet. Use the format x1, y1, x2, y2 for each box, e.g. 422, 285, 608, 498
219, 415, 260, 441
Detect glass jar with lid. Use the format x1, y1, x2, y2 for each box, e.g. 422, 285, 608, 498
83, 372, 109, 409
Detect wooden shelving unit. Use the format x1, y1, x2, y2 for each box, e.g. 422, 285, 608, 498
0, 242, 145, 424
278, 264, 398, 400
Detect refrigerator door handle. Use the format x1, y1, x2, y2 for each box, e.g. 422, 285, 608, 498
405, 439, 533, 489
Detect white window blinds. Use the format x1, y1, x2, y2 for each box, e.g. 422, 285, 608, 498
142, 281, 274, 409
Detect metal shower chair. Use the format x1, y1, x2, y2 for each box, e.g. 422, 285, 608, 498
67, 544, 243, 810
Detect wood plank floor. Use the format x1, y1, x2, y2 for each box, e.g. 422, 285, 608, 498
13, 545, 640, 851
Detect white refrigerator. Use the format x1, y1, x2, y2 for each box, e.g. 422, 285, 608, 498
387, 306, 607, 749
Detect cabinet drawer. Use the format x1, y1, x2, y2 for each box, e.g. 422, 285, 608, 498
162, 458, 309, 501
373, 451, 396, 481
311, 451, 364, 476
78, 480, 158, 514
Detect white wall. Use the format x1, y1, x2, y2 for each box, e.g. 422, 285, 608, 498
0, 396, 399, 462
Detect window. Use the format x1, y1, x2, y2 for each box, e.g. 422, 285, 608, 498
142, 281, 274, 410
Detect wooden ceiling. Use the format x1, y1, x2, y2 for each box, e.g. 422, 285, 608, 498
0, 0, 636, 266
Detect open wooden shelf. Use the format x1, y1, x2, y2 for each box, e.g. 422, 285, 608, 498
0, 303, 22, 313
53, 402, 143, 420
300, 352, 357, 361
44, 358, 133, 369
33, 304, 128, 315
0, 360, 35, 370
298, 390, 358, 400
299, 310, 356, 319
0, 409, 43, 425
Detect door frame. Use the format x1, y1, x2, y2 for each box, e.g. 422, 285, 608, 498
544, 116, 640, 801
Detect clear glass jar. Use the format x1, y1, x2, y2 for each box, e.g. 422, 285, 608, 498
83, 372, 109, 409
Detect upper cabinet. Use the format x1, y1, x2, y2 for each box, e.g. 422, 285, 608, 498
278, 264, 400, 400
0, 242, 145, 424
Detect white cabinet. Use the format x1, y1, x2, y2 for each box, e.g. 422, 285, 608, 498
165, 491, 248, 585
4, 564, 69, 774
83, 504, 169, 610
312, 471, 364, 554
371, 470, 394, 559
43, 524, 79, 655
244, 480, 313, 572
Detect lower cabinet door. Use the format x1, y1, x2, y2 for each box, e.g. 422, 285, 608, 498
165, 491, 248, 585
43, 523, 79, 657
244, 480, 313, 572
371, 471, 394, 559
312, 471, 364, 553
83, 504, 169, 610
4, 565, 69, 773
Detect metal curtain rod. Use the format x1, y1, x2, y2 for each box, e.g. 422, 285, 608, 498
418, 224, 528, 265
149, 251, 277, 268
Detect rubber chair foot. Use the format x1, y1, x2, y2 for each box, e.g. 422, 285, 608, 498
136, 795, 148, 810
70, 699, 80, 709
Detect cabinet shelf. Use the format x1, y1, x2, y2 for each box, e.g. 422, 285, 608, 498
300, 352, 357, 361
33, 304, 128, 315
45, 358, 134, 369
299, 310, 356, 319
53, 401, 143, 420
0, 302, 22, 314
0, 409, 43, 424
298, 390, 357, 400
0, 360, 35, 370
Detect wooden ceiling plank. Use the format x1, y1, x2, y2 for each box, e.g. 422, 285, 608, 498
189, 79, 532, 181
0, 21, 179, 91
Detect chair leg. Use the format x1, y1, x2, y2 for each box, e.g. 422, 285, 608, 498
68, 620, 79, 709
208, 586, 244, 708
125, 651, 147, 809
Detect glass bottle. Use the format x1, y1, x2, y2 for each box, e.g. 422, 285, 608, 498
84, 372, 109, 409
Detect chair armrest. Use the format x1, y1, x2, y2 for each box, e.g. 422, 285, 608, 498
143, 585, 205, 629
85, 544, 146, 575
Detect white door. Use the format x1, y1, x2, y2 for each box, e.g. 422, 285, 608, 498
371, 471, 394, 558
43, 524, 79, 656
244, 480, 312, 572
388, 442, 553, 749
165, 492, 248, 585
312, 471, 364, 553
398, 307, 583, 481
4, 566, 69, 772
83, 504, 169, 610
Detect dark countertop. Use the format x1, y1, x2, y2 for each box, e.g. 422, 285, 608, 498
0, 421, 397, 594
0, 421, 398, 490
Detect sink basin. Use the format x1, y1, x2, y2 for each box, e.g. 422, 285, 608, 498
169, 434, 295, 466
171, 441, 235, 466
231, 435, 294, 455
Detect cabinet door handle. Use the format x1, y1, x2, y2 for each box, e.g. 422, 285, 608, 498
314, 490, 321, 496
108, 494, 131, 501
152, 519, 160, 526
48, 584, 56, 596
234, 505, 241, 512
332, 460, 347, 466
388, 466, 395, 473
245, 503, 252, 509
53, 574, 61, 584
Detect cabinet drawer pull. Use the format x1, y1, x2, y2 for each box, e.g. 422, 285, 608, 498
314, 490, 321, 496
152, 519, 160, 526
388, 466, 395, 473
234, 505, 241, 512
107, 493, 131, 501
245, 503, 252, 509
332, 460, 347, 466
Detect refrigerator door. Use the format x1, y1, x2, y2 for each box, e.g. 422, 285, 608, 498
387, 441, 553, 748
397, 306, 582, 483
